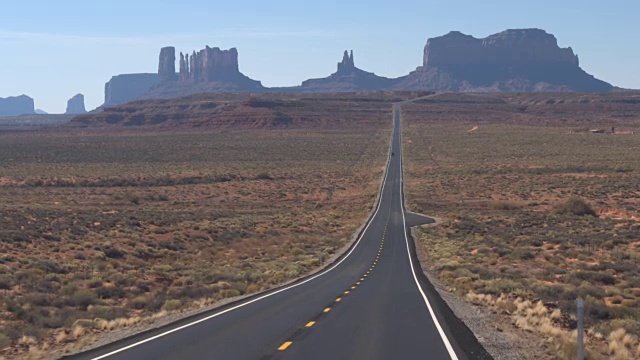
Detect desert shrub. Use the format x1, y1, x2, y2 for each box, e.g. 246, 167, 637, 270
130, 296, 149, 310
0, 332, 12, 349
104, 247, 125, 259
566, 271, 616, 286
489, 200, 521, 210
96, 285, 126, 299
255, 172, 273, 180
220, 289, 241, 298
479, 278, 522, 295
70, 289, 98, 308
588, 303, 612, 320
553, 197, 596, 217
0, 275, 12, 290
161, 299, 183, 311
125, 192, 141, 205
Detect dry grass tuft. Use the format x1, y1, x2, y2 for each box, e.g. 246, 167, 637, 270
72, 325, 85, 339
608, 328, 638, 359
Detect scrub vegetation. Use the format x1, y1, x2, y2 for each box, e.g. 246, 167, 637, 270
0, 117, 389, 358
403, 93, 640, 359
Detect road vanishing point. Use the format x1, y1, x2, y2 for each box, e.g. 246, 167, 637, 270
66, 107, 492, 360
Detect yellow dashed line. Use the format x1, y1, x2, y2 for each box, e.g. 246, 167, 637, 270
344, 290, 350, 294
356, 282, 361, 285
324, 307, 331, 313
351, 286, 356, 289
306, 321, 316, 327
278, 341, 293, 350
336, 298, 342, 302
360, 278, 365, 281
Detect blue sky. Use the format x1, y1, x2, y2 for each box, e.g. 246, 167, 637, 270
1, 0, 638, 113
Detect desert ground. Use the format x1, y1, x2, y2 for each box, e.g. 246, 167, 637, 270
1, 91, 640, 359
403, 92, 640, 359
0, 93, 402, 358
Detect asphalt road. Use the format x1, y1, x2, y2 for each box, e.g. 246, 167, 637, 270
66, 108, 491, 360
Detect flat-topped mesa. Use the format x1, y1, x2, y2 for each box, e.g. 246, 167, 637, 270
423, 29, 579, 68
337, 50, 355, 73
158, 47, 177, 82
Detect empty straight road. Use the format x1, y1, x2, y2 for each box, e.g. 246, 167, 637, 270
66, 107, 491, 360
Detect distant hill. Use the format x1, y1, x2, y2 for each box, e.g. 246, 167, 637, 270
71, 92, 428, 129
101, 29, 618, 105
0, 114, 74, 130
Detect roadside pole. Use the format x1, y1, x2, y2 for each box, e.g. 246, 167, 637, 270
577, 298, 584, 360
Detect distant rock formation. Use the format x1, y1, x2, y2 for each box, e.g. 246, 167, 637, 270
65, 94, 87, 114
177, 46, 242, 83
0, 95, 35, 116
102, 29, 618, 104
158, 47, 177, 82
337, 50, 355, 73
142, 45, 263, 99
104, 73, 160, 107
35, 109, 48, 115
296, 50, 398, 92
395, 29, 612, 92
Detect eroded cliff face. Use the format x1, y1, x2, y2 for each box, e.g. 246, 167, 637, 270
143, 45, 262, 99
177, 46, 242, 83
0, 95, 35, 116
158, 47, 177, 82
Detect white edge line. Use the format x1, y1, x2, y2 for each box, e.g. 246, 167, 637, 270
90, 121, 395, 360
397, 108, 459, 360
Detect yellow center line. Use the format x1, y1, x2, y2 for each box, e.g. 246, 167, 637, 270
305, 321, 316, 327
324, 307, 331, 313
360, 278, 365, 281
356, 282, 361, 285
336, 298, 342, 302
351, 286, 356, 289
278, 341, 293, 350
344, 290, 350, 294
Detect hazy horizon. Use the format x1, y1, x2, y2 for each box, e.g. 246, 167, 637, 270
1, 0, 638, 113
